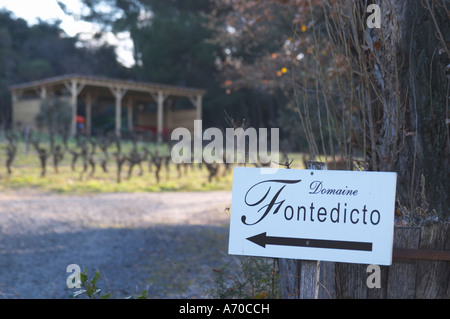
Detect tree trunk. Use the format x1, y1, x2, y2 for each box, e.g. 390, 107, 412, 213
373, 0, 449, 218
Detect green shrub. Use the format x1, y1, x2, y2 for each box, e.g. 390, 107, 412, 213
207, 257, 280, 299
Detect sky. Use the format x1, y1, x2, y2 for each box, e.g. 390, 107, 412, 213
0, 0, 135, 67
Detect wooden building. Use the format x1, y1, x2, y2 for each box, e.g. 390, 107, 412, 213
9, 74, 205, 142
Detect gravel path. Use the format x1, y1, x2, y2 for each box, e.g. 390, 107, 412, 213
0, 189, 234, 299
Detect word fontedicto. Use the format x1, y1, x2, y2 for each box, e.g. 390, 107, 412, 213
241, 179, 380, 226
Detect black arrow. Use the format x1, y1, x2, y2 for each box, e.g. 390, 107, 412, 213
247, 232, 372, 252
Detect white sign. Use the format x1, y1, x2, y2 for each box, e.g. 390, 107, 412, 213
228, 167, 397, 265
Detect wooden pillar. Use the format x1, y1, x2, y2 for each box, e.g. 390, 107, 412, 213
11, 91, 19, 130
156, 91, 166, 143
85, 93, 92, 136
110, 87, 127, 137
64, 80, 85, 137
189, 94, 203, 155
40, 87, 47, 99
115, 89, 122, 137
166, 101, 173, 132
71, 82, 78, 137
11, 91, 19, 105
127, 98, 133, 132
149, 91, 167, 142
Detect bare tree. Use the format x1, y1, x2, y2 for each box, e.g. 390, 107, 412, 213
127, 140, 146, 179
5, 131, 17, 175
148, 149, 163, 183
31, 139, 50, 177
98, 136, 112, 173
296, 0, 449, 219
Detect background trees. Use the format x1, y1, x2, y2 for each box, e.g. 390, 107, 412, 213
62, 0, 229, 127
0, 9, 129, 129
1, 1, 448, 217
207, 0, 329, 150
64, 0, 304, 139
209, 0, 449, 218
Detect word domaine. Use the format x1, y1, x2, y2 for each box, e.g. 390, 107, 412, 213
309, 180, 358, 196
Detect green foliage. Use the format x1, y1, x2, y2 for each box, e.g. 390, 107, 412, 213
207, 257, 280, 299
71, 268, 111, 299
125, 290, 148, 299
70, 258, 281, 299
71, 267, 148, 299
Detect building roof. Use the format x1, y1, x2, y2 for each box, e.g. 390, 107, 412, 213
8, 74, 206, 99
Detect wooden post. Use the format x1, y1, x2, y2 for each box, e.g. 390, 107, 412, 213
109, 87, 127, 137
301, 161, 333, 299
70, 80, 78, 137
334, 223, 449, 299
64, 80, 85, 137
278, 258, 301, 298
156, 91, 166, 143
115, 89, 121, 137
278, 161, 335, 299
11, 91, 18, 131
414, 223, 450, 298
386, 227, 421, 298
166, 100, 173, 132
86, 93, 92, 136
127, 98, 133, 132
276, 159, 448, 299
40, 87, 47, 99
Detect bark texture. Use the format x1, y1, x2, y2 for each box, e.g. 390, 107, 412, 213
372, 0, 449, 218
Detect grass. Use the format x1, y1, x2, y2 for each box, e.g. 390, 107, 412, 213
0, 139, 235, 194
0, 162, 235, 194
0, 137, 312, 194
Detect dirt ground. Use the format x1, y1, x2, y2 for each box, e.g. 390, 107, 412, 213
0, 189, 235, 299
